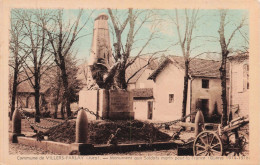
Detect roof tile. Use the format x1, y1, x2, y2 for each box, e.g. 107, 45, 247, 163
132, 88, 153, 99
148, 55, 230, 80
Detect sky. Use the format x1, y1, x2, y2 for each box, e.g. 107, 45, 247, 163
12, 9, 249, 64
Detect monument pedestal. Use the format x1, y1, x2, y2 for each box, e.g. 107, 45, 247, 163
79, 89, 134, 120
108, 112, 134, 120
108, 89, 134, 120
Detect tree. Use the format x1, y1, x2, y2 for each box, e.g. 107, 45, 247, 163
43, 66, 62, 119
169, 9, 200, 121
46, 54, 82, 119
66, 55, 83, 104
218, 10, 246, 126
44, 9, 93, 117
106, 9, 168, 89
15, 10, 54, 122
9, 11, 32, 120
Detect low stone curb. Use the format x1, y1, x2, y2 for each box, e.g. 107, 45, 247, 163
16, 136, 73, 155
14, 135, 180, 155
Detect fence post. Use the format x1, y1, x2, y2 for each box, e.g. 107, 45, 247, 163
194, 110, 204, 137
11, 108, 24, 143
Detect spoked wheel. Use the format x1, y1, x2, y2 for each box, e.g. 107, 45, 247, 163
193, 131, 223, 156
226, 131, 249, 156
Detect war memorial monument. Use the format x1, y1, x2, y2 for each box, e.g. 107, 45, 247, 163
78, 13, 134, 120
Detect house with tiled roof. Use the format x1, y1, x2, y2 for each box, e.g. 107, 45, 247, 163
147, 55, 229, 123
125, 57, 160, 120
126, 56, 159, 90
14, 66, 57, 111
131, 88, 154, 120
16, 78, 50, 110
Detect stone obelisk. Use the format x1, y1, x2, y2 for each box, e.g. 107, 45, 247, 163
86, 13, 113, 88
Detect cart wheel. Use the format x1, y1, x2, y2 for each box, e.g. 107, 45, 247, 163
227, 131, 249, 156
193, 131, 223, 156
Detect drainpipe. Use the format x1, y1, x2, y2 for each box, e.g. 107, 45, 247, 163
228, 62, 232, 121
96, 89, 99, 120
189, 77, 194, 122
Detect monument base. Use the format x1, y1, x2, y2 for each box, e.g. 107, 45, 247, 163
11, 133, 25, 143
107, 89, 134, 120
79, 89, 135, 120
108, 112, 135, 120
70, 143, 94, 155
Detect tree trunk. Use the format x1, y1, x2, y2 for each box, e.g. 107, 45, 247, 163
60, 99, 65, 119
54, 89, 59, 119
115, 63, 127, 89
54, 84, 61, 119
218, 11, 229, 127
54, 101, 58, 119
60, 58, 71, 117
34, 87, 41, 122
220, 52, 228, 126
181, 60, 189, 121
10, 69, 18, 121
34, 71, 41, 122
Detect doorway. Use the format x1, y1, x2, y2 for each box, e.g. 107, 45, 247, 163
197, 99, 210, 122
147, 101, 153, 119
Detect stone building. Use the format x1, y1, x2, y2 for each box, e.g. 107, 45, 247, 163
16, 80, 49, 110
126, 57, 159, 90
125, 57, 159, 120
228, 53, 249, 118
147, 56, 228, 123
132, 88, 154, 120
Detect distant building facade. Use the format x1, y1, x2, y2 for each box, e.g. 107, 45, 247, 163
228, 53, 249, 118
147, 56, 228, 123
125, 57, 159, 120
126, 57, 159, 90
16, 80, 49, 110
132, 88, 154, 121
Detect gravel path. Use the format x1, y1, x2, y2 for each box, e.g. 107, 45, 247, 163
9, 142, 56, 155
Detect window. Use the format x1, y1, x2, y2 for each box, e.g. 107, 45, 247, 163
202, 79, 209, 89
169, 94, 174, 103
